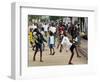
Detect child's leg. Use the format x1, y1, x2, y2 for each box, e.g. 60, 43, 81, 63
33, 46, 38, 61
57, 37, 61, 49
68, 50, 74, 64
43, 43, 45, 51
52, 48, 55, 55
32, 44, 36, 51
49, 44, 52, 55
68, 45, 75, 64
75, 46, 81, 57
59, 44, 63, 52
30, 41, 33, 48
49, 48, 52, 55
45, 31, 47, 37
57, 43, 60, 49
40, 46, 43, 62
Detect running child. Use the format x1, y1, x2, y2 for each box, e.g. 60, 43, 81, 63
33, 29, 47, 62
60, 32, 81, 64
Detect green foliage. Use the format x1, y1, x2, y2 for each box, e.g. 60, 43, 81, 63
49, 16, 63, 21
28, 15, 42, 22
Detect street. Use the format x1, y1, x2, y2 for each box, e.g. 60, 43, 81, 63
28, 38, 88, 66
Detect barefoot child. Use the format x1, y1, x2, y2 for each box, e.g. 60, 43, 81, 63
60, 32, 81, 64
29, 28, 34, 48
33, 29, 47, 62
48, 31, 55, 55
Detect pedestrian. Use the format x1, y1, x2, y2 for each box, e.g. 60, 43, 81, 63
70, 24, 76, 42
32, 23, 37, 31
49, 23, 56, 34
43, 23, 48, 37
57, 31, 64, 49
76, 24, 81, 46
60, 32, 81, 64
48, 31, 55, 55
40, 27, 46, 51
57, 23, 64, 49
33, 29, 47, 62
29, 28, 34, 48
49, 23, 56, 46
32, 31, 37, 51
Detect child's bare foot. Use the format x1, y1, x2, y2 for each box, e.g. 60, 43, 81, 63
49, 53, 52, 55
52, 52, 55, 55
59, 49, 62, 52
33, 58, 35, 61
68, 62, 73, 64
33, 57, 36, 61
40, 60, 44, 62
77, 55, 81, 58
57, 46, 59, 49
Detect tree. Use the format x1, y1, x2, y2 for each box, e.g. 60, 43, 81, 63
28, 15, 42, 22
49, 16, 63, 21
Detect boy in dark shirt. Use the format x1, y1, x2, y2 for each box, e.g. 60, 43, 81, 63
33, 29, 47, 62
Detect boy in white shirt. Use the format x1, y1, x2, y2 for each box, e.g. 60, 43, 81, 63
48, 31, 55, 55
49, 26, 56, 34
43, 23, 48, 37
60, 32, 81, 64
32, 23, 37, 31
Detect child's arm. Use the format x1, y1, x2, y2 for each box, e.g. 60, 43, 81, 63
43, 38, 47, 43
59, 44, 63, 52
42, 35, 47, 43
48, 37, 50, 47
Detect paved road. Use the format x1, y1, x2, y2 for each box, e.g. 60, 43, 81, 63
28, 38, 88, 66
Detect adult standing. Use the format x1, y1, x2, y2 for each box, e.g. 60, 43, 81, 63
43, 23, 49, 37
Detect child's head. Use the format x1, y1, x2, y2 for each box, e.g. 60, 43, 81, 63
30, 28, 33, 32
34, 28, 39, 33
64, 32, 67, 36
49, 31, 53, 36
41, 27, 44, 31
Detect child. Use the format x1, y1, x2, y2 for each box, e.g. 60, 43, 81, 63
29, 28, 33, 48
33, 29, 47, 62
60, 32, 81, 64
32, 31, 37, 51
48, 31, 55, 55
40, 27, 45, 51
57, 23, 64, 49
57, 31, 64, 49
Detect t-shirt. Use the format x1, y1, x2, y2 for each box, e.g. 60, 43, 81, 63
41, 31, 45, 36
32, 24, 37, 30
43, 25, 48, 32
49, 36, 55, 44
49, 26, 56, 33
58, 26, 64, 34
29, 32, 33, 42
61, 36, 72, 49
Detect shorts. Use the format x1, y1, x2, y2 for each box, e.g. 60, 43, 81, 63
35, 44, 42, 51
70, 44, 76, 52
49, 44, 54, 48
